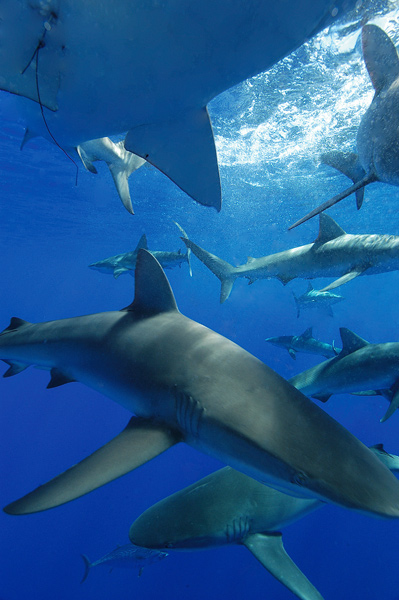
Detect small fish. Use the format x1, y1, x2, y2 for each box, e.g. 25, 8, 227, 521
293, 283, 344, 317
80, 543, 168, 583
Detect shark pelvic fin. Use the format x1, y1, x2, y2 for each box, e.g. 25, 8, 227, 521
47, 368, 76, 389
123, 249, 178, 314
339, 328, 369, 357
244, 533, 324, 600
362, 24, 399, 95
315, 213, 346, 243
1, 317, 31, 334
124, 108, 221, 211
318, 268, 366, 292
113, 267, 130, 279
2, 360, 29, 377
3, 417, 180, 515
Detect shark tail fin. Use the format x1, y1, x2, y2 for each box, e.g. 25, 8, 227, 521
173, 222, 192, 276
80, 555, 92, 584
288, 172, 377, 230
244, 533, 324, 600
180, 238, 237, 303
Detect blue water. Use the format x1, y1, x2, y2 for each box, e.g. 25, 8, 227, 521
2, 6, 399, 600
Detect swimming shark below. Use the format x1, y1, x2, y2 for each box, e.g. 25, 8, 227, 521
290, 24, 399, 229
129, 445, 399, 600
89, 223, 192, 278
182, 214, 399, 302
289, 328, 399, 423
0, 0, 357, 210
265, 327, 339, 360
293, 284, 344, 318
1, 250, 399, 518
80, 544, 168, 583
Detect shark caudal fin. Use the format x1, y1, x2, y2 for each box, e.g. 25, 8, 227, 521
3, 417, 180, 515
80, 555, 92, 584
124, 108, 221, 211
180, 238, 237, 303
173, 222, 192, 276
244, 533, 324, 600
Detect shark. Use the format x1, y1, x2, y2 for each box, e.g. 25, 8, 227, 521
89, 223, 192, 279
0, 0, 357, 210
293, 284, 344, 318
1, 250, 399, 518
129, 444, 399, 600
80, 544, 168, 583
181, 214, 399, 303
265, 326, 340, 360
289, 24, 399, 229
289, 328, 399, 423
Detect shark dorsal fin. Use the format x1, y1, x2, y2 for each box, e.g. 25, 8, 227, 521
301, 327, 313, 339
315, 214, 346, 243
134, 233, 148, 253
362, 24, 399, 94
339, 327, 369, 357
1, 317, 31, 334
124, 249, 178, 314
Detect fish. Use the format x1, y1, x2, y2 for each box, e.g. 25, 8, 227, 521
1, 250, 399, 519
265, 326, 340, 360
0, 0, 357, 211
289, 24, 399, 229
89, 223, 192, 278
289, 327, 399, 422
293, 284, 344, 318
129, 445, 399, 600
80, 543, 168, 583
181, 214, 399, 302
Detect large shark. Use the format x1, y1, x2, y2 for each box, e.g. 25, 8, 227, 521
89, 223, 192, 278
1, 250, 399, 518
182, 214, 399, 303
289, 328, 399, 423
0, 0, 357, 210
290, 24, 399, 229
129, 445, 399, 600
265, 326, 340, 360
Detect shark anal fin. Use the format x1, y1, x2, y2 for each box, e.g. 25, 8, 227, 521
2, 360, 29, 377
244, 533, 324, 600
124, 108, 221, 211
318, 268, 366, 292
47, 368, 76, 388
3, 417, 180, 515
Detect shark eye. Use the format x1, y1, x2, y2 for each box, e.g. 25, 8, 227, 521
292, 470, 308, 486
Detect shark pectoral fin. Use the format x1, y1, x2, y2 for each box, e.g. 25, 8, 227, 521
2, 360, 29, 377
318, 268, 366, 292
244, 533, 324, 600
47, 368, 76, 388
380, 384, 399, 423
114, 267, 129, 279
288, 349, 296, 360
312, 393, 331, 403
3, 417, 180, 515
124, 107, 221, 211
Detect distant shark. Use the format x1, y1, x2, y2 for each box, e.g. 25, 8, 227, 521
1, 250, 399, 518
80, 544, 167, 583
290, 328, 399, 423
0, 0, 356, 210
265, 326, 340, 360
89, 223, 192, 278
130, 444, 399, 600
290, 24, 399, 229
293, 283, 344, 317
181, 214, 399, 303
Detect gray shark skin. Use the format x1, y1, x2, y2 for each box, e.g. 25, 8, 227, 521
89, 224, 192, 279
129, 445, 399, 600
265, 327, 340, 360
1, 0, 356, 211
2, 250, 399, 518
181, 214, 399, 302
289, 328, 399, 422
80, 544, 168, 583
293, 284, 344, 318
290, 24, 399, 229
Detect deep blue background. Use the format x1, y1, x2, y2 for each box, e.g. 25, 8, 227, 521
2, 6, 399, 600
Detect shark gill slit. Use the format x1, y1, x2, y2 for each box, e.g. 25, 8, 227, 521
23, 15, 79, 186
225, 517, 250, 543
174, 387, 204, 437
